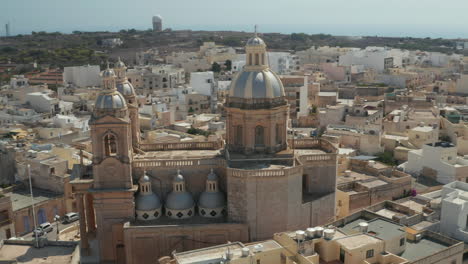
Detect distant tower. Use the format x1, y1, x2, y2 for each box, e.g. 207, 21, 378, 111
152, 15, 162, 32
5, 22, 10, 37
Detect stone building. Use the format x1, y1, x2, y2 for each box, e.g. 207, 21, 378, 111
0, 195, 14, 240
166, 210, 463, 264
71, 34, 338, 263
336, 159, 412, 219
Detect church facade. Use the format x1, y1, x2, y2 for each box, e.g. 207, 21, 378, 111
72, 36, 337, 264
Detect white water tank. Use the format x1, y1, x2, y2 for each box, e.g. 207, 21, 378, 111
241, 247, 250, 257
254, 244, 263, 253
296, 230, 306, 241
315, 227, 324, 237
324, 229, 335, 240
368, 160, 376, 167
359, 222, 369, 232
344, 170, 351, 177
306, 227, 316, 238
225, 250, 234, 260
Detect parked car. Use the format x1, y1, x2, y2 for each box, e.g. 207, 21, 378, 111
32, 227, 45, 237
39, 222, 53, 233
63, 212, 79, 224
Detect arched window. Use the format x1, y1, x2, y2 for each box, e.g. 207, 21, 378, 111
255, 54, 259, 65
104, 134, 117, 156
236, 125, 243, 145
249, 54, 252, 65
261, 54, 265, 65
255, 126, 264, 146
276, 124, 282, 144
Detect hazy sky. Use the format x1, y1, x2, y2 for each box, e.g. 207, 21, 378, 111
2, 0, 468, 38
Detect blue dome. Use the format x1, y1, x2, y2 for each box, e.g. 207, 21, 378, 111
199, 191, 225, 209
95, 91, 127, 110
102, 68, 116, 78
135, 193, 162, 211
229, 70, 285, 99
116, 81, 135, 97
165, 192, 194, 210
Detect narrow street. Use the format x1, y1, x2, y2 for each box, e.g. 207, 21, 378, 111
22, 221, 79, 241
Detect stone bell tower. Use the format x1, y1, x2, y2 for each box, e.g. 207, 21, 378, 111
115, 58, 140, 149
225, 30, 289, 155
89, 65, 136, 262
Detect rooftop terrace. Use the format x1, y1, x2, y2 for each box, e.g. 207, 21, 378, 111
399, 238, 449, 261
338, 218, 405, 241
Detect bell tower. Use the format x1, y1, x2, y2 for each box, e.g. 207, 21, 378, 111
115, 58, 140, 149
89, 65, 136, 262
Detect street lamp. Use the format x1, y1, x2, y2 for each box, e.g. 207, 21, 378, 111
54, 215, 60, 241
28, 164, 39, 247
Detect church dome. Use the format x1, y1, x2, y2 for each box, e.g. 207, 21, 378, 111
246, 36, 265, 46
198, 169, 226, 218
116, 82, 135, 97
229, 69, 285, 99
165, 171, 195, 219
166, 192, 195, 210
135, 191, 162, 211
199, 192, 225, 209
95, 91, 127, 110
102, 68, 116, 78
135, 173, 162, 220
115, 59, 126, 69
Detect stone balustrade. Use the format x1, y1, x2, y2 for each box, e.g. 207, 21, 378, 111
139, 141, 223, 151
133, 158, 225, 168
227, 165, 303, 178
299, 154, 337, 165
288, 138, 337, 153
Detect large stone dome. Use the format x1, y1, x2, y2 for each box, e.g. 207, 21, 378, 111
246, 36, 265, 46
95, 91, 127, 110
229, 69, 285, 99
116, 82, 135, 97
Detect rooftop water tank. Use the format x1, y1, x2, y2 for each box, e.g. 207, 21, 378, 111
359, 222, 369, 232
241, 247, 250, 257
315, 227, 324, 237
306, 227, 316, 238
324, 229, 335, 240
296, 230, 306, 241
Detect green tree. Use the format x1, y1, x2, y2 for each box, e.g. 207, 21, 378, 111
225, 60, 232, 71
211, 62, 221, 73
375, 152, 397, 166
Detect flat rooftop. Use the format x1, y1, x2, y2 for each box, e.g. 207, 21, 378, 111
374, 208, 410, 220
174, 240, 282, 264
399, 238, 449, 261
7, 188, 62, 211
359, 179, 388, 189
339, 218, 405, 241
398, 200, 426, 213
336, 234, 381, 250
337, 171, 374, 185
0, 244, 77, 263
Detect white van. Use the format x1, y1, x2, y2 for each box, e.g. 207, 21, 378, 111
63, 212, 79, 224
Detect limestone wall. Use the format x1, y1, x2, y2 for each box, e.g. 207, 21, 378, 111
123, 222, 248, 264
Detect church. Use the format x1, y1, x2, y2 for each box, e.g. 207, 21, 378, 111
71, 33, 338, 264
